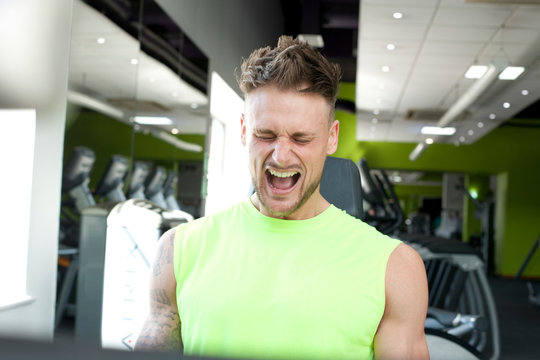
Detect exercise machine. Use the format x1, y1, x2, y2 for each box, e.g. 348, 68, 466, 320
515, 235, 540, 307
144, 165, 168, 208
94, 154, 129, 203
354, 157, 500, 360
56, 146, 97, 328
163, 171, 182, 211
126, 161, 149, 200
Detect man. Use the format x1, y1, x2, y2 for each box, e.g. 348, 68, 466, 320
136, 36, 429, 359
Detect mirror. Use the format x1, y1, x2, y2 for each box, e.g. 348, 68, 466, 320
57, 0, 210, 346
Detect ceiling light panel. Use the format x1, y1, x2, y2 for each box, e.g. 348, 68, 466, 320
421, 126, 456, 135
498, 66, 525, 80
132, 116, 173, 125
465, 65, 488, 79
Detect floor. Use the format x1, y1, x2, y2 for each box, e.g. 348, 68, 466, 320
489, 277, 540, 360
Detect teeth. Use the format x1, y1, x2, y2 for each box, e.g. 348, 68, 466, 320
268, 169, 298, 178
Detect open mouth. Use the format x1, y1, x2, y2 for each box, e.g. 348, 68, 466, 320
266, 168, 301, 192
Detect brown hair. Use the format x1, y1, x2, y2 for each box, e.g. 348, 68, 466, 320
237, 35, 341, 110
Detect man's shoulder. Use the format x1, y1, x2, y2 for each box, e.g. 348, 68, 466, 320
174, 200, 249, 237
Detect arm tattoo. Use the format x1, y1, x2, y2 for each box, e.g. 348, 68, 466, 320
153, 233, 174, 276
151, 289, 171, 305
135, 307, 182, 352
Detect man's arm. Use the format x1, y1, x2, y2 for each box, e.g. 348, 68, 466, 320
374, 243, 429, 360
135, 227, 182, 353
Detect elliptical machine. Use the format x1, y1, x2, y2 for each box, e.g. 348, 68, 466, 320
354, 157, 500, 360
56, 146, 97, 328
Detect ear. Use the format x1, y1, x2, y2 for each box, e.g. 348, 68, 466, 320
240, 113, 247, 146
326, 119, 339, 155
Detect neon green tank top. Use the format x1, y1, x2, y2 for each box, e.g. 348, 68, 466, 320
174, 199, 400, 359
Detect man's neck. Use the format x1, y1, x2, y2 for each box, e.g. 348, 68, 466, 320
249, 193, 331, 220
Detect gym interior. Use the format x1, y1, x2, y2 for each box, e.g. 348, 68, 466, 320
1, 0, 539, 359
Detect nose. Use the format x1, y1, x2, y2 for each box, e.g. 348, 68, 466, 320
271, 137, 292, 166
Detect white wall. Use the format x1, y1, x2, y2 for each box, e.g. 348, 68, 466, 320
205, 72, 250, 215
0, 0, 73, 340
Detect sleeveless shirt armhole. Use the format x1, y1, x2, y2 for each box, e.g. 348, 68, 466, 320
173, 225, 183, 282
379, 238, 402, 315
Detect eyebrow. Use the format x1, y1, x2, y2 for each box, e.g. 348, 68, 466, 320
254, 129, 316, 138
291, 132, 315, 138
254, 128, 275, 135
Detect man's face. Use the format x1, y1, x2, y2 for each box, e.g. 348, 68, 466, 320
241, 84, 339, 220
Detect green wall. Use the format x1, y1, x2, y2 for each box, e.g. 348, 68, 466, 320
394, 184, 442, 219
335, 83, 540, 277
63, 110, 205, 190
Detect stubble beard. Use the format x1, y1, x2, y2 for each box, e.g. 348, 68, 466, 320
252, 171, 323, 219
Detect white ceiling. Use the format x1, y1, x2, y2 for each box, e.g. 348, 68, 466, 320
356, 0, 540, 146
68, 0, 209, 134
68, 0, 540, 143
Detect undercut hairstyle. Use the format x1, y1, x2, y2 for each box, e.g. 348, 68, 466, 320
237, 35, 342, 118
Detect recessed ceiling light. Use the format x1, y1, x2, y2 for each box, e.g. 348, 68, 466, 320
425, 138, 434, 144
498, 66, 525, 80
521, 89, 529, 96
503, 102, 511, 109
381, 66, 390, 72
386, 43, 396, 51
131, 116, 173, 125
489, 113, 496, 120
393, 175, 402, 183
393, 12, 403, 19
371, 118, 378, 124
130, 58, 138, 65
171, 128, 179, 135
190, 103, 199, 109
468, 129, 474, 136
477, 122, 484, 128
421, 126, 456, 135
373, 109, 380, 115
465, 65, 488, 79
459, 136, 466, 142
97, 37, 106, 44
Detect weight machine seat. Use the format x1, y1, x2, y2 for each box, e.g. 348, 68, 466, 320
320, 156, 364, 221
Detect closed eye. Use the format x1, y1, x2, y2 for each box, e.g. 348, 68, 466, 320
293, 137, 312, 144
255, 133, 276, 141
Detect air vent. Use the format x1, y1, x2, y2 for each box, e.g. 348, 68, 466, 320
108, 98, 170, 113
404, 109, 447, 121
